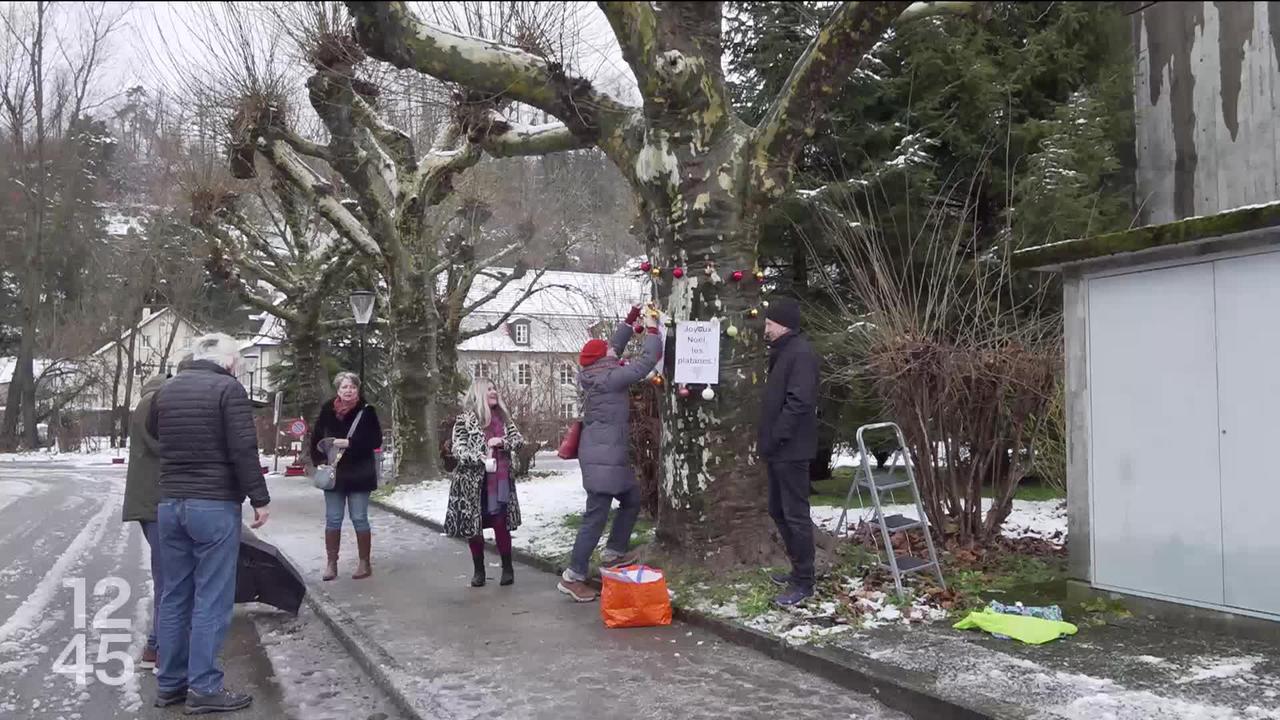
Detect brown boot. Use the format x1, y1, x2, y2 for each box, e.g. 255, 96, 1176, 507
353, 531, 372, 579
323, 530, 340, 581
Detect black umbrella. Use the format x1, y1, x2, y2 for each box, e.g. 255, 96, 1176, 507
236, 535, 306, 615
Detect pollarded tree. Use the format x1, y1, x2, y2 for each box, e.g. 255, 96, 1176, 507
343, 1, 980, 562
190, 175, 358, 419
219, 5, 590, 481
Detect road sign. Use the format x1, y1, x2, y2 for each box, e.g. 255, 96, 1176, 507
288, 418, 308, 438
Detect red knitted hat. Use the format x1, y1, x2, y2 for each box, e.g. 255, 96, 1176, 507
579, 338, 609, 367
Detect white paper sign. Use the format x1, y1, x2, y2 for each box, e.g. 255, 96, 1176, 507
674, 320, 721, 385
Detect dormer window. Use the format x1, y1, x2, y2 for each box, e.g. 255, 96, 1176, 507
511, 319, 531, 346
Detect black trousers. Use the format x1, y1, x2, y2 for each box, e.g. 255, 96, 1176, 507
767, 460, 815, 589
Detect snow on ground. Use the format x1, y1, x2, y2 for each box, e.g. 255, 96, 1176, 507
383, 454, 587, 559
812, 498, 1068, 546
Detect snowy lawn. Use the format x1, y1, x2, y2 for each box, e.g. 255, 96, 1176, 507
379, 454, 590, 561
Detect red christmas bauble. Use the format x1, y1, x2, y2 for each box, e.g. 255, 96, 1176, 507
731, 270, 744, 282
678, 386, 691, 398
672, 267, 685, 279
633, 324, 644, 335
640, 261, 652, 272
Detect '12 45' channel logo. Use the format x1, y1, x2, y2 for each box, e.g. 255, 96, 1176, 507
52, 578, 135, 686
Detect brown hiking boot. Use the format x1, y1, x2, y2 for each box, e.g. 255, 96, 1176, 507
323, 530, 340, 581
352, 531, 372, 579
557, 578, 597, 603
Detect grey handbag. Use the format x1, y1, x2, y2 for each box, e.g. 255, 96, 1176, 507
311, 408, 365, 491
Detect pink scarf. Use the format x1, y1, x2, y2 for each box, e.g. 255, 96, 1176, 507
333, 395, 359, 420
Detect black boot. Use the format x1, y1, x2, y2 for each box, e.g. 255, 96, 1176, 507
500, 554, 514, 586
470, 554, 486, 587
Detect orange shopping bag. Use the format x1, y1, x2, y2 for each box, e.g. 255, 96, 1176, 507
600, 564, 672, 629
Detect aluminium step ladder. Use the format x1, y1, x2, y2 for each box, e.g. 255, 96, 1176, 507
834, 422, 945, 599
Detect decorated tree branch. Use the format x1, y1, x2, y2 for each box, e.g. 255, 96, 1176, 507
343, 0, 982, 562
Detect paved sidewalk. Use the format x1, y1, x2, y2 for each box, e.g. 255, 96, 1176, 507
256, 476, 907, 720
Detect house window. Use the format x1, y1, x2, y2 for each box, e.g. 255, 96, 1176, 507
561, 401, 577, 419
517, 363, 532, 386
473, 362, 491, 380
559, 363, 575, 386
513, 321, 530, 346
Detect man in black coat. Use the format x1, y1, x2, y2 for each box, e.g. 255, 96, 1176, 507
147, 334, 270, 714
758, 297, 820, 607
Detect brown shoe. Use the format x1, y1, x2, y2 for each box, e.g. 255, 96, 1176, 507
323, 530, 340, 581
352, 531, 372, 579
139, 646, 157, 669
557, 578, 597, 603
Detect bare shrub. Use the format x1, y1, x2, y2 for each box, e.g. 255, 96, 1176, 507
807, 180, 1061, 547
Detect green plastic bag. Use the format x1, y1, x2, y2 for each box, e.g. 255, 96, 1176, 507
953, 608, 1078, 645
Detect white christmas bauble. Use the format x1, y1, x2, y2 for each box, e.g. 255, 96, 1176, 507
701, 387, 715, 400
726, 325, 739, 337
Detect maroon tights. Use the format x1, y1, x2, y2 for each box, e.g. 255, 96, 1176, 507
468, 513, 512, 558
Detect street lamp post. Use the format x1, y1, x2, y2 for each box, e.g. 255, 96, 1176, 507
244, 351, 260, 402
349, 290, 375, 380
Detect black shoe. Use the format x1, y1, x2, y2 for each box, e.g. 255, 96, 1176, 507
471, 555, 486, 587
775, 584, 815, 608
183, 688, 252, 715
154, 687, 188, 708
500, 555, 514, 586
769, 572, 792, 587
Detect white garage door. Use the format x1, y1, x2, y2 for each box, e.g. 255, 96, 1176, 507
1088, 263, 1224, 605
1214, 251, 1280, 616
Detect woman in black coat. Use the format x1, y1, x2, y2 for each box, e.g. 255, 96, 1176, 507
310, 372, 383, 580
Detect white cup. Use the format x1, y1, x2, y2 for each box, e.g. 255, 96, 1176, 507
484, 457, 498, 473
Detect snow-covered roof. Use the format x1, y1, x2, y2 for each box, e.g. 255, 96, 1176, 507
465, 269, 647, 319
0, 357, 55, 385
240, 312, 285, 351
459, 313, 610, 354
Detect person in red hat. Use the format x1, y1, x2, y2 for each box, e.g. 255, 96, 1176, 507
557, 304, 662, 602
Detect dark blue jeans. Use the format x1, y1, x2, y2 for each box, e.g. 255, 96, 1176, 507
566, 485, 642, 581
156, 498, 241, 695
140, 521, 164, 652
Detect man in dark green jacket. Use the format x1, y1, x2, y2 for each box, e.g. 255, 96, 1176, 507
122, 374, 167, 669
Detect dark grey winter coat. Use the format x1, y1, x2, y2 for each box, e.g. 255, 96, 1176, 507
577, 322, 662, 495
444, 411, 525, 538
758, 330, 820, 462
147, 360, 271, 508
122, 375, 166, 523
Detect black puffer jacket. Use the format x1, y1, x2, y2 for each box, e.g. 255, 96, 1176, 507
309, 399, 383, 494
147, 360, 270, 508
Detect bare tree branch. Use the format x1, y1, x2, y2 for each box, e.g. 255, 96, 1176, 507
344, 1, 642, 166
479, 116, 593, 158
258, 136, 384, 259
596, 1, 659, 93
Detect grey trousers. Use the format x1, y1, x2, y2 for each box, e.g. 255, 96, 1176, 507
566, 485, 642, 580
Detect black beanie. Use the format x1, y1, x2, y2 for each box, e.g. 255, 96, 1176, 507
765, 296, 801, 330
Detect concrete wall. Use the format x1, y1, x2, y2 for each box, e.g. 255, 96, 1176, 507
1062, 273, 1091, 583
1134, 1, 1280, 224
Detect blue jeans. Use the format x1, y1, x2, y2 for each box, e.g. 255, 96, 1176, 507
156, 499, 242, 695
324, 491, 371, 532
566, 486, 642, 580
140, 521, 164, 652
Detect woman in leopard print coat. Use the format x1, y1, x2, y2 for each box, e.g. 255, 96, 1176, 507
445, 378, 525, 587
